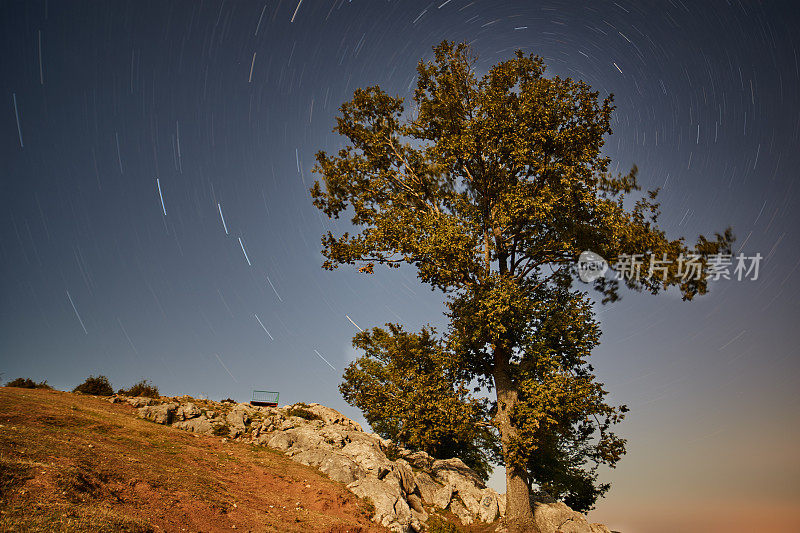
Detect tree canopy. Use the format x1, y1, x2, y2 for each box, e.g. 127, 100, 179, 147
340, 324, 499, 481
312, 41, 732, 531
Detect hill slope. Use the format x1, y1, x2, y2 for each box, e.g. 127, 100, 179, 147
0, 387, 384, 532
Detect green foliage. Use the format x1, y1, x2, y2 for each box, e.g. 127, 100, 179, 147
118, 380, 159, 398
312, 40, 732, 520
73, 375, 114, 396
285, 405, 322, 421
340, 324, 498, 481
5, 377, 52, 389
426, 514, 463, 533
212, 423, 230, 437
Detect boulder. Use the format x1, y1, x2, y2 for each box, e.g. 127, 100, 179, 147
476, 489, 500, 523
393, 459, 416, 495
407, 493, 425, 513
138, 403, 178, 425
531, 492, 596, 533
304, 403, 363, 430
340, 440, 391, 475
449, 498, 473, 525
414, 472, 451, 509
267, 432, 294, 452
226, 405, 251, 436
177, 402, 201, 420
400, 449, 433, 470
172, 415, 214, 435
292, 448, 332, 468
430, 457, 484, 489
319, 426, 350, 448
347, 476, 412, 533
319, 453, 365, 484
127, 396, 159, 408
285, 426, 327, 451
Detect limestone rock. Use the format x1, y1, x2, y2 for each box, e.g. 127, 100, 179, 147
414, 471, 451, 509
347, 476, 412, 533
531, 492, 596, 533
340, 440, 391, 475
319, 453, 365, 484
127, 396, 159, 408
304, 403, 363, 431
138, 403, 177, 425
449, 498, 473, 525
393, 459, 416, 495
267, 431, 294, 452
177, 402, 201, 420
172, 415, 214, 435
128, 397, 613, 533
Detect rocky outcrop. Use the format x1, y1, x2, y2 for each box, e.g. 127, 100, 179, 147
120, 394, 610, 532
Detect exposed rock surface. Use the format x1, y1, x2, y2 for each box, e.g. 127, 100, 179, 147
115, 394, 610, 533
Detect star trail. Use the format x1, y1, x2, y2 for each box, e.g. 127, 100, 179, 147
1, 2, 799, 531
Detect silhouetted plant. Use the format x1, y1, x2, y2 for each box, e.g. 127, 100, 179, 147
118, 380, 159, 398
5, 377, 52, 389
72, 375, 114, 396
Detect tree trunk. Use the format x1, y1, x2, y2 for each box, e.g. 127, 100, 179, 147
493, 348, 537, 533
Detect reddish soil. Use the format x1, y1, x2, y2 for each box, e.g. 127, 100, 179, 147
0, 387, 387, 533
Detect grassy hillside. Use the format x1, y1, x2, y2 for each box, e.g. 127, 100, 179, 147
0, 387, 386, 532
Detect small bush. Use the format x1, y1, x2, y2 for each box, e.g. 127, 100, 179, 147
221, 397, 236, 404
118, 379, 159, 398
72, 375, 114, 396
5, 377, 52, 389
359, 498, 376, 519
384, 442, 401, 461
286, 405, 322, 421
212, 423, 230, 436
427, 515, 462, 533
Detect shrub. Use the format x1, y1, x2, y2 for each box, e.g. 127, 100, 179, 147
5, 377, 52, 389
286, 405, 322, 421
221, 397, 236, 404
427, 515, 462, 533
72, 375, 114, 396
212, 423, 230, 436
384, 442, 401, 461
118, 379, 159, 398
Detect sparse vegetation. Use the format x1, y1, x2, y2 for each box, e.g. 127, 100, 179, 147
383, 442, 401, 461
212, 423, 231, 436
427, 515, 462, 533
286, 404, 322, 421
73, 375, 114, 396
0, 385, 382, 532
118, 379, 159, 398
0, 458, 32, 498
5, 377, 52, 389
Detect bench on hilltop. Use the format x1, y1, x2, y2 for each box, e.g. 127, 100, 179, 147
250, 390, 279, 407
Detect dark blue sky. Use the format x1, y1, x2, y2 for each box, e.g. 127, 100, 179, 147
2, 1, 799, 530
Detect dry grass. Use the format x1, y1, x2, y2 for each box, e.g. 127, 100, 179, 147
0, 387, 385, 533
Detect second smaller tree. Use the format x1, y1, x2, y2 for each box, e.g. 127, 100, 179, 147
340, 324, 499, 481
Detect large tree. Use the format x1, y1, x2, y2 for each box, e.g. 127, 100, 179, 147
311, 41, 732, 531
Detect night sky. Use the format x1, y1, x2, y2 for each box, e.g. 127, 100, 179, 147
1, 1, 799, 531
